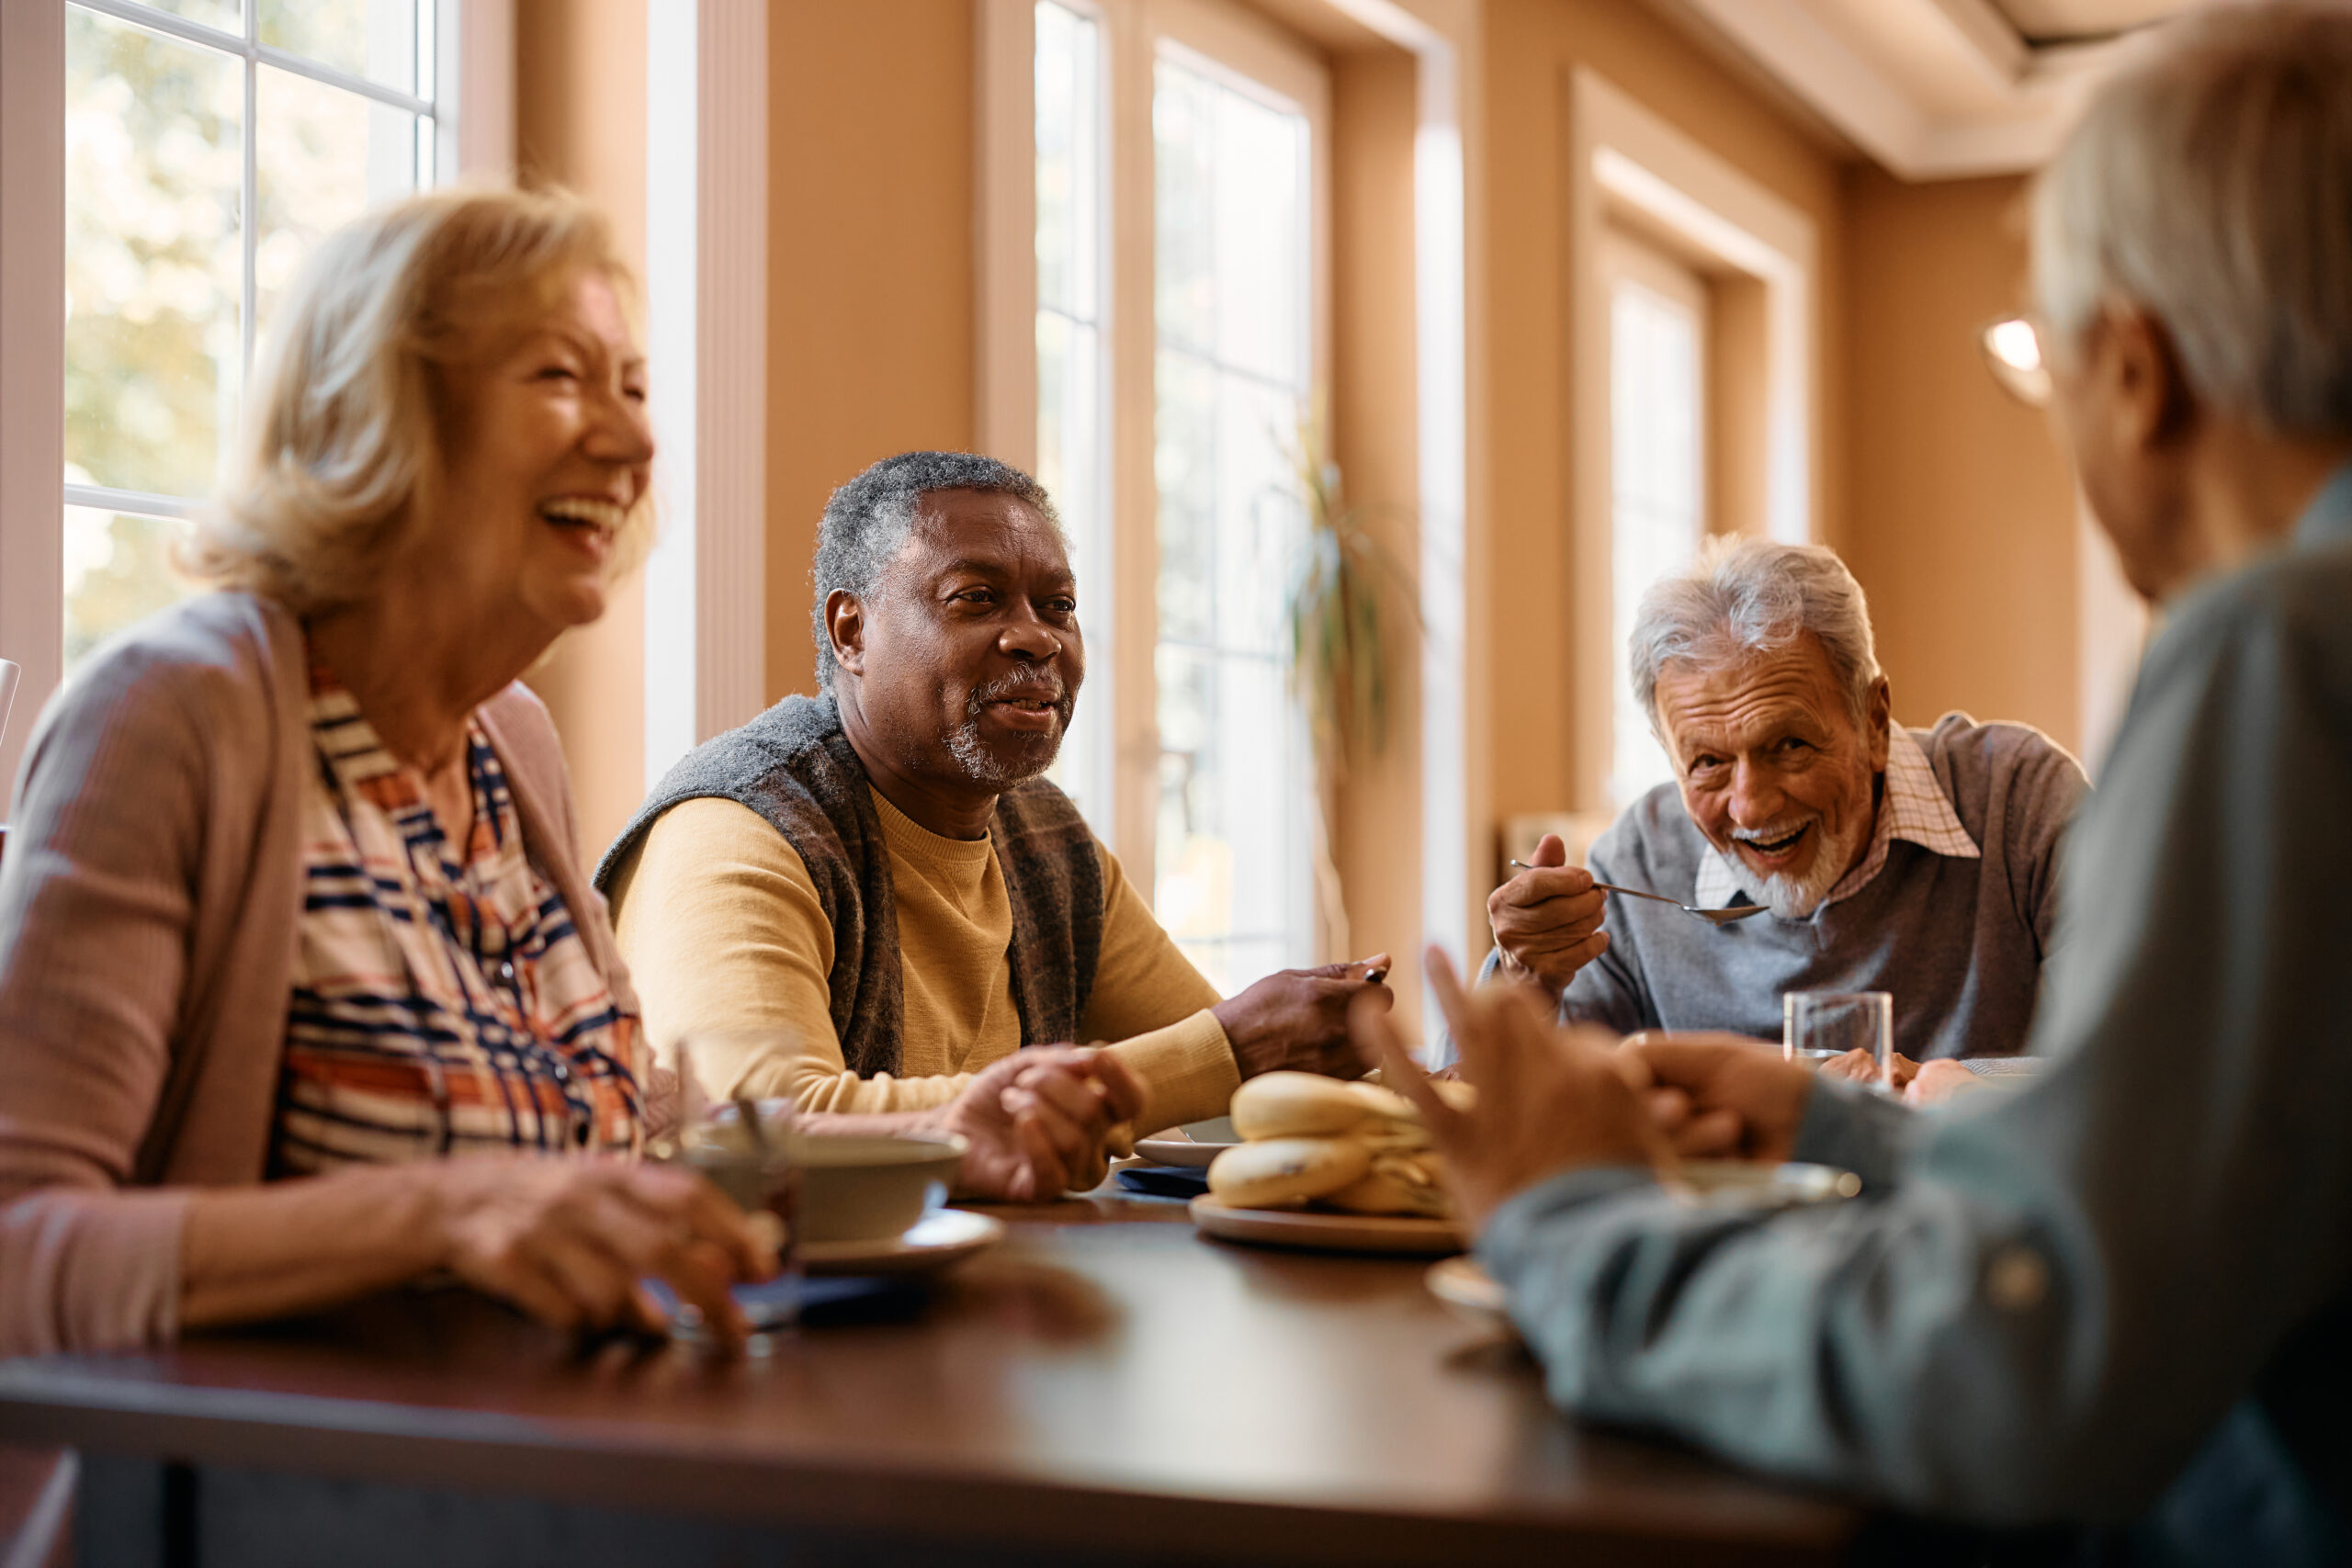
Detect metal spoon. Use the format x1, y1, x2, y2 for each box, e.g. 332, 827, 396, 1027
1508, 860, 1771, 927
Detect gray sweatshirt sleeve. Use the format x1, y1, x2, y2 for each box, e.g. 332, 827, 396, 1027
1475, 573, 2352, 1523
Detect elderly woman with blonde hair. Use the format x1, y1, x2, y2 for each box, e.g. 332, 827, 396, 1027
0, 187, 1138, 1357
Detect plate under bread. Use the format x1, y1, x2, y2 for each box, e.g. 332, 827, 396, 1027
1133, 1116, 1241, 1170
1189, 1195, 1464, 1257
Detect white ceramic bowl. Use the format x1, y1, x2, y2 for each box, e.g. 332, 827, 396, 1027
790, 1133, 967, 1244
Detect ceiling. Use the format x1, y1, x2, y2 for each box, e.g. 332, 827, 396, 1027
1646, 0, 2209, 179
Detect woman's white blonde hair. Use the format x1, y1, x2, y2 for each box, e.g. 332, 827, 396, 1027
185, 185, 650, 610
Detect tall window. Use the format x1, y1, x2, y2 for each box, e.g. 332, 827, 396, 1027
1149, 50, 1315, 989
1033, 0, 1111, 827
998, 0, 1328, 993
1603, 231, 1707, 807
62, 0, 439, 670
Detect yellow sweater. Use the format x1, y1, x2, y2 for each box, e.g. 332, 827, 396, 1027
606, 790, 1238, 1133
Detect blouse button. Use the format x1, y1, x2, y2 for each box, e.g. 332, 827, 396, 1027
497, 959, 517, 986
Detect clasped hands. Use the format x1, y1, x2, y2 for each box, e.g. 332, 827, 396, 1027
1354, 949, 1819, 1234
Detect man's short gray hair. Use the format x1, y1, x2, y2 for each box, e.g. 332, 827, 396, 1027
808, 450, 1063, 693
1629, 536, 1883, 737
2031, 1, 2352, 436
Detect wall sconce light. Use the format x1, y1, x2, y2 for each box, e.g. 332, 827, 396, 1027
1981, 315, 2051, 407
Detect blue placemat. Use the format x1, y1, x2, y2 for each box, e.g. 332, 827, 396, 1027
1115, 1165, 1211, 1200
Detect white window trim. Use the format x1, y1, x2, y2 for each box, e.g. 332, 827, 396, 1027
0, 0, 514, 795
1567, 66, 1819, 812
642, 0, 770, 790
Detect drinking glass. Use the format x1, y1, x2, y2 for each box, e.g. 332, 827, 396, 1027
668, 1035, 803, 1348
1783, 990, 1895, 1090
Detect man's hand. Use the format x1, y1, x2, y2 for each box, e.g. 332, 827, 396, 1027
1816, 1047, 1920, 1092
1351, 948, 1665, 1235
1620, 1032, 1815, 1163
1214, 956, 1393, 1081
1905, 1058, 1987, 1108
938, 1046, 1146, 1201
1487, 834, 1607, 996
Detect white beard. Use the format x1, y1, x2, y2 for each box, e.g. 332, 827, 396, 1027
1740, 814, 1870, 919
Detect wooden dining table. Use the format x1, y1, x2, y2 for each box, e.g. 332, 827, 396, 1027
0, 1183, 1860, 1566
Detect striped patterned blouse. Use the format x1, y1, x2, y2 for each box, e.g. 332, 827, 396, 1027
271, 659, 643, 1174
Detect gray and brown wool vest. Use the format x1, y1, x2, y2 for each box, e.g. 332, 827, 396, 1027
594, 694, 1103, 1079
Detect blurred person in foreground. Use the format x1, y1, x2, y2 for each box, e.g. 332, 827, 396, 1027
1365, 6, 2352, 1559
0, 190, 1136, 1359
1484, 538, 2085, 1078
598, 451, 1389, 1135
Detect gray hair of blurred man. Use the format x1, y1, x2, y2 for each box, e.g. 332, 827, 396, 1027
2031, 0, 2352, 436
1629, 536, 1884, 744
808, 450, 1065, 694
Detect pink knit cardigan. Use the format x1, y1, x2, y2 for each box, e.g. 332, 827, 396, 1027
0, 592, 638, 1356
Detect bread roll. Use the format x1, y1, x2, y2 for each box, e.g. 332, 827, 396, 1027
1205, 1136, 1372, 1208
1324, 1151, 1450, 1217
1229, 1073, 1378, 1140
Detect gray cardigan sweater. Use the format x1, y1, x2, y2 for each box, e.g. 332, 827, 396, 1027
0, 592, 634, 1356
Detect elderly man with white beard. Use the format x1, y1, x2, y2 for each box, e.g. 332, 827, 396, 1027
598, 451, 1389, 1135
1487, 537, 2086, 1066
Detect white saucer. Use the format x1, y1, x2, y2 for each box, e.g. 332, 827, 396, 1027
1424, 1256, 1512, 1334
1133, 1116, 1240, 1169
798, 1207, 1005, 1276
1134, 1132, 1229, 1168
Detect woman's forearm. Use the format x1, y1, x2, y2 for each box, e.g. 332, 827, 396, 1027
179, 1164, 449, 1330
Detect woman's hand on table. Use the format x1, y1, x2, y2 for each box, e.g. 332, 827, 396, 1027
938, 1046, 1147, 1201
430, 1156, 775, 1349
1351, 948, 1668, 1235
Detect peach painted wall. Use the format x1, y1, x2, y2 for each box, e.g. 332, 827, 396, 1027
514, 0, 648, 863
1838, 167, 2080, 750
764, 1, 978, 704
1330, 45, 1424, 1037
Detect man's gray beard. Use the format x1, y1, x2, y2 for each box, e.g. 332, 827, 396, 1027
1745, 815, 1866, 920
945, 668, 1069, 788
945, 714, 1062, 788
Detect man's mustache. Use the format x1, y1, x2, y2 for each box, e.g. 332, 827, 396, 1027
965, 670, 1070, 715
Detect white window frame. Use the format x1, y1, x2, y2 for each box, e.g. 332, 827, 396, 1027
1600, 227, 1709, 811
0, 0, 512, 793
641, 0, 770, 791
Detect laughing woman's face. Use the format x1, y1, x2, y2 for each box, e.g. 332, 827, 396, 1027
421, 271, 655, 644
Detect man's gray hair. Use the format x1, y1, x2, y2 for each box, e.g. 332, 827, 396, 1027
2031, 1, 2352, 436
808, 450, 1063, 693
1629, 536, 1883, 736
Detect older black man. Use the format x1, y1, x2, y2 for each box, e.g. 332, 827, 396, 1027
1367, 5, 2352, 1556
599, 452, 1387, 1133
1484, 537, 2086, 1065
